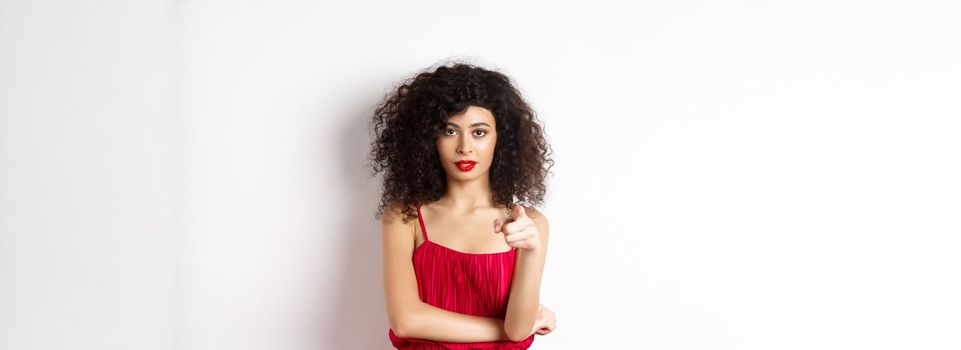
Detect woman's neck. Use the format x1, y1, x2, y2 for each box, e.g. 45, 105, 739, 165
438, 176, 497, 211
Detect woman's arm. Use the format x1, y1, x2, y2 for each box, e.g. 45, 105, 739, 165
382, 203, 512, 342
501, 206, 550, 341
399, 302, 511, 342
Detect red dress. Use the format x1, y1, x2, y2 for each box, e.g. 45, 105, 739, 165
388, 205, 536, 349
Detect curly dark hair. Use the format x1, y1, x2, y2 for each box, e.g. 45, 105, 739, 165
368, 61, 555, 223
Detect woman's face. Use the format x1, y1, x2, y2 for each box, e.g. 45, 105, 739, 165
436, 106, 498, 181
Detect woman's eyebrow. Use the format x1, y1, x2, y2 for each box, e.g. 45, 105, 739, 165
445, 122, 492, 129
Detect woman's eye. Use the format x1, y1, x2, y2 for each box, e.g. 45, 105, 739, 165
445, 129, 457, 136
473, 130, 487, 136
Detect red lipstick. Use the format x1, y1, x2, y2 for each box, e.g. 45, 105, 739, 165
454, 160, 477, 172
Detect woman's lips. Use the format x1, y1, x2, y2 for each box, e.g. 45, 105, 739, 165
455, 161, 476, 172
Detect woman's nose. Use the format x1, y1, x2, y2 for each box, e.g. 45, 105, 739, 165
457, 136, 472, 154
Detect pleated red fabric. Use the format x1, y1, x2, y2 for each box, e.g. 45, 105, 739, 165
388, 205, 536, 349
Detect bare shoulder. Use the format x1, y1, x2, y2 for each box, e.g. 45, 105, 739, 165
382, 201, 405, 223
383, 201, 416, 224
382, 201, 416, 238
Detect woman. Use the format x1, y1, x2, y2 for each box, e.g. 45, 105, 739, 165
369, 61, 557, 349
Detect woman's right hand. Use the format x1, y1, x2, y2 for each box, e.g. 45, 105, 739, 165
531, 303, 556, 336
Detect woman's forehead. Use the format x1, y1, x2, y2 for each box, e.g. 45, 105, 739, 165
447, 106, 495, 127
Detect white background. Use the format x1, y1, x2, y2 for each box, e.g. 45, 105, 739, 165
1, 1, 959, 349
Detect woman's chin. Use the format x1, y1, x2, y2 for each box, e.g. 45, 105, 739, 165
447, 171, 487, 181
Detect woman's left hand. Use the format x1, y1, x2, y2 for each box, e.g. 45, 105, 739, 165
493, 205, 541, 251
533, 303, 556, 335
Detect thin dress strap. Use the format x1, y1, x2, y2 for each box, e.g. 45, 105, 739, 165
416, 205, 429, 242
